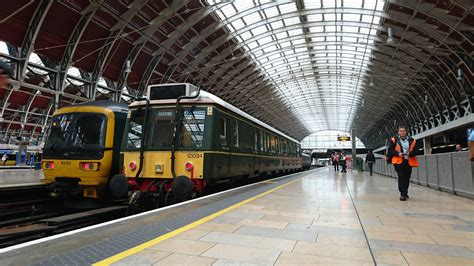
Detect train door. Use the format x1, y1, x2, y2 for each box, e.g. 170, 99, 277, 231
253, 130, 258, 175
217, 115, 231, 175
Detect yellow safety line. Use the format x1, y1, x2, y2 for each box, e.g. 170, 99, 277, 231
261, 180, 277, 184
93, 177, 303, 266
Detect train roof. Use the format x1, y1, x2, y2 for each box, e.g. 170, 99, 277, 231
72, 100, 128, 113
130, 91, 299, 143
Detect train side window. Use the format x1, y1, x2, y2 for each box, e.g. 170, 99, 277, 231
233, 121, 239, 148
259, 131, 263, 152
254, 131, 258, 151
219, 117, 226, 145
263, 133, 266, 152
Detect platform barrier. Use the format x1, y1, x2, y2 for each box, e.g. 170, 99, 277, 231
369, 151, 474, 199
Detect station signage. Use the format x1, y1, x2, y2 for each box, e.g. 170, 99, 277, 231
337, 135, 351, 142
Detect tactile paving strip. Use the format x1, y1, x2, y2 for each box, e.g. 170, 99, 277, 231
32, 172, 310, 265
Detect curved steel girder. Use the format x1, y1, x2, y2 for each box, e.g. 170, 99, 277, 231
359, 3, 473, 140
116, 1, 189, 94
362, 82, 430, 128
213, 50, 418, 98
135, 2, 224, 95
184, 9, 449, 75
200, 40, 426, 95
90, 0, 148, 99
18, 0, 53, 80
58, 1, 102, 92
389, 2, 472, 44
378, 26, 472, 98
370, 51, 462, 113
360, 98, 420, 135
195, 3, 466, 137
191, 3, 468, 87
353, 79, 432, 129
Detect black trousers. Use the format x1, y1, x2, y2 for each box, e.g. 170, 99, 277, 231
333, 162, 339, 171
394, 160, 412, 196
367, 162, 374, 175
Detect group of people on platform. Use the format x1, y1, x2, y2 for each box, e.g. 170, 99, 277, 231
330, 152, 348, 173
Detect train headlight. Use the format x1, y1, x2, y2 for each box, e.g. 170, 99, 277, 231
130, 162, 137, 171
80, 162, 100, 171
185, 162, 194, 171
155, 164, 164, 173
44, 161, 55, 169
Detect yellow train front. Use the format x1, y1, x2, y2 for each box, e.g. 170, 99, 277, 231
121, 83, 303, 207
41, 101, 128, 200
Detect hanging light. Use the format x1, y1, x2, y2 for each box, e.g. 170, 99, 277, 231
387, 27, 394, 43
125, 60, 131, 73
369, 77, 374, 86
361, 98, 365, 107
424, 95, 428, 104
457, 68, 462, 80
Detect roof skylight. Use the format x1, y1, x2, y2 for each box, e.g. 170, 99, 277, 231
212, 0, 385, 133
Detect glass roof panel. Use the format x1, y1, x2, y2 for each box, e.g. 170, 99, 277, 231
213, 0, 386, 134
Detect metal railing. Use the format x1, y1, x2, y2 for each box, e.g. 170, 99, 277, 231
369, 151, 474, 199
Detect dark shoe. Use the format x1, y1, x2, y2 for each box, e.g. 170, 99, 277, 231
406, 195, 409, 199
400, 196, 407, 201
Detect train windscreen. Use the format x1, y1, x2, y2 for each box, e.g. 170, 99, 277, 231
43, 113, 107, 159
124, 107, 206, 150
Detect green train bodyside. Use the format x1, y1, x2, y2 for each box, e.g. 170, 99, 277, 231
195, 104, 302, 180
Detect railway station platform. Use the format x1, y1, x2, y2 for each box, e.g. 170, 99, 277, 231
0, 169, 43, 188
1, 167, 473, 265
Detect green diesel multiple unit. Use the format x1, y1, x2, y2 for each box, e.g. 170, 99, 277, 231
122, 83, 303, 204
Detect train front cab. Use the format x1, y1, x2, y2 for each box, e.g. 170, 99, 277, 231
41, 103, 127, 199
122, 104, 207, 204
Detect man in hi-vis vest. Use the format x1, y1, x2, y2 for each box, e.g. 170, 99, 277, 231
387, 126, 420, 201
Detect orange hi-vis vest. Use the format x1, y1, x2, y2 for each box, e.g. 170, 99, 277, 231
391, 137, 419, 167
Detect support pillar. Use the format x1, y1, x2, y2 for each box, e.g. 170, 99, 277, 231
424, 137, 432, 155
351, 128, 357, 160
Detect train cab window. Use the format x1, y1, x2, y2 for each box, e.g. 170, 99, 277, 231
149, 109, 175, 149
125, 109, 145, 149
44, 113, 106, 159
233, 121, 239, 148
180, 108, 206, 149
218, 117, 227, 146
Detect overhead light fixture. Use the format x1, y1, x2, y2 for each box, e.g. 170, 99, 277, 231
125, 60, 131, 73
369, 77, 374, 86
387, 27, 394, 43
457, 68, 462, 80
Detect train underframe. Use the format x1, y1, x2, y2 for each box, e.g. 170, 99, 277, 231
127, 177, 206, 209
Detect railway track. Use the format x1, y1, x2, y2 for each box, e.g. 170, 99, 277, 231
0, 206, 128, 248
0, 185, 129, 248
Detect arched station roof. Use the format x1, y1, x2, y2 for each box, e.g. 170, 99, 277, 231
0, 0, 472, 147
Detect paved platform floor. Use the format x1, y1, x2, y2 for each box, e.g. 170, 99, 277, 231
0, 169, 43, 188
113, 168, 474, 265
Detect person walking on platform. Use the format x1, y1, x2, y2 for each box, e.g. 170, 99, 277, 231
387, 126, 420, 201
332, 152, 339, 171
365, 150, 376, 176
340, 153, 347, 173
2, 153, 7, 166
